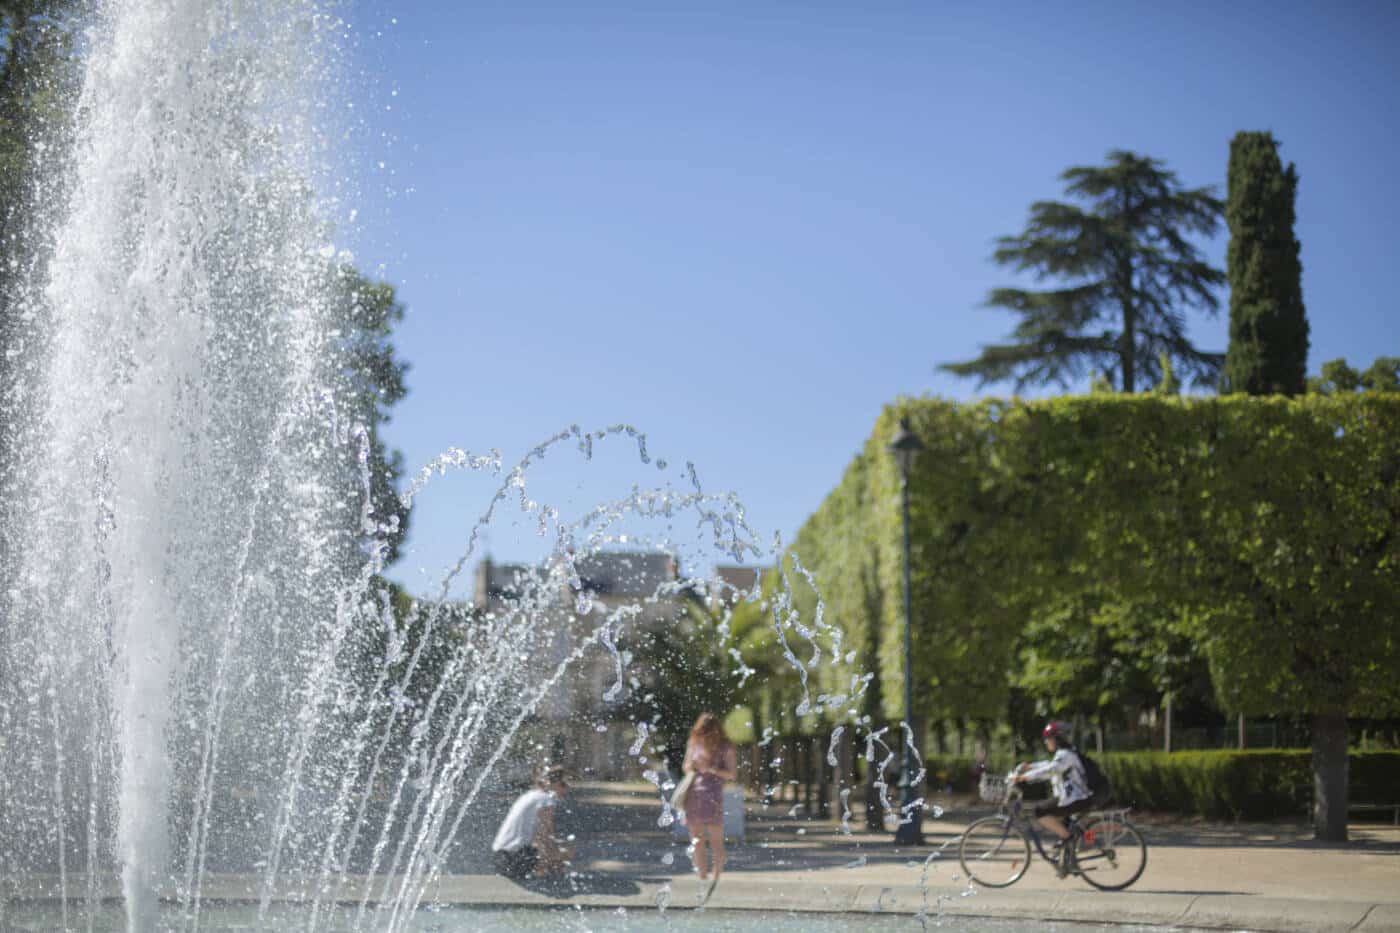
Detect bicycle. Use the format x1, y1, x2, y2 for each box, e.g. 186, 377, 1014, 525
957, 772, 1147, 891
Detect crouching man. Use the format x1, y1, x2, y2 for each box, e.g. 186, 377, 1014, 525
491, 766, 576, 880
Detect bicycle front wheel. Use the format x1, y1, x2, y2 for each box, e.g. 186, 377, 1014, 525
1076, 814, 1147, 890
958, 816, 1031, 887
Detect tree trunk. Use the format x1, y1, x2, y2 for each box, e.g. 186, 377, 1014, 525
803, 735, 816, 815
1238, 713, 1246, 750
1311, 711, 1349, 842
1164, 694, 1173, 753
1117, 204, 1137, 393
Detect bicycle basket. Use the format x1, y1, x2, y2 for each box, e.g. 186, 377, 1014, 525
978, 773, 1008, 803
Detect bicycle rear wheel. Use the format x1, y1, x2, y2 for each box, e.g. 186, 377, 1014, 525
958, 816, 1031, 887
1075, 814, 1147, 890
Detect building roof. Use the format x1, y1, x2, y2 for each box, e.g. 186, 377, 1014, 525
473, 551, 680, 606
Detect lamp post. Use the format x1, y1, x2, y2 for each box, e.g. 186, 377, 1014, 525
888, 417, 924, 846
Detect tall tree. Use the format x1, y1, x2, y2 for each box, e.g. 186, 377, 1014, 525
335, 269, 412, 565
943, 151, 1225, 393
1223, 132, 1308, 395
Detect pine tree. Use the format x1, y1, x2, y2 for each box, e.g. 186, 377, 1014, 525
1223, 132, 1308, 395
943, 151, 1225, 393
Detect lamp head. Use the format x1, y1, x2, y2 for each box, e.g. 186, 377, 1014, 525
888, 417, 923, 480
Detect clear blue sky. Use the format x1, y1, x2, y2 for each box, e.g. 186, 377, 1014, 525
339, 1, 1400, 596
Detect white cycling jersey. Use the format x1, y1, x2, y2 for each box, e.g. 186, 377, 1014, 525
1021, 747, 1091, 807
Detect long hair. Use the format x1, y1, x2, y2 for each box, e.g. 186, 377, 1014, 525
689, 711, 728, 756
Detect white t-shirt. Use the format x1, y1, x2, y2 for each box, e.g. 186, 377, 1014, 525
491, 788, 557, 853
1022, 747, 1091, 807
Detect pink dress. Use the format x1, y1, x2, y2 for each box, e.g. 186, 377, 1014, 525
683, 740, 736, 824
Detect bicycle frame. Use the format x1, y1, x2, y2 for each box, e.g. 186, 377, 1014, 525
965, 771, 1147, 890
1000, 790, 1064, 867
994, 780, 1133, 865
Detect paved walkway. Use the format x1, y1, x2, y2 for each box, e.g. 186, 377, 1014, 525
423, 781, 1400, 931
7, 782, 1396, 930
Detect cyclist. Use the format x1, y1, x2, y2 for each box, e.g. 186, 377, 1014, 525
1013, 720, 1093, 876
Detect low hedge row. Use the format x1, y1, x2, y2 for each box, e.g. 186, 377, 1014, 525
923, 750, 1400, 821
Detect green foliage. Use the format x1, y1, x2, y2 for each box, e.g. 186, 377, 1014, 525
1152, 352, 1180, 396
723, 705, 756, 744
348, 581, 478, 773
1308, 357, 1400, 395
1, 0, 82, 455
922, 754, 1012, 794
795, 394, 1400, 822
333, 268, 411, 565
924, 749, 1400, 819
942, 151, 1225, 393
620, 604, 737, 745
1100, 750, 1400, 820
1224, 132, 1308, 396
1101, 750, 1308, 819
0, 1, 80, 234
1188, 397, 1400, 719
1012, 591, 1203, 729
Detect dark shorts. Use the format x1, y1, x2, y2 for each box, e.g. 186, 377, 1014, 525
494, 846, 539, 880
1034, 797, 1094, 821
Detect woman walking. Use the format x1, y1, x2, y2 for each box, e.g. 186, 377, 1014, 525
682, 712, 737, 890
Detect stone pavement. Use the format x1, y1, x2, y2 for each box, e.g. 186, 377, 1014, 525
422, 780, 1400, 931
8, 782, 1396, 930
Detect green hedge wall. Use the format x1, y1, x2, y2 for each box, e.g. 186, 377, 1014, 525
1099, 750, 1307, 819
790, 395, 1400, 727
1099, 750, 1400, 820
925, 750, 1400, 820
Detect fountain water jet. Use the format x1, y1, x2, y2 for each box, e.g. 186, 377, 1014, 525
0, 3, 894, 931
1, 0, 358, 927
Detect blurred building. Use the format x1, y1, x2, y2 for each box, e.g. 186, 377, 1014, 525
471, 553, 764, 780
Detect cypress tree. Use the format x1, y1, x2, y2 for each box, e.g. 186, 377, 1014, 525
1223, 132, 1308, 395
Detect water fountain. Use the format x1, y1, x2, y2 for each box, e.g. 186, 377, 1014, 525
0, 3, 878, 930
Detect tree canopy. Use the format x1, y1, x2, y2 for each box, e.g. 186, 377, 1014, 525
788, 395, 1400, 840
943, 151, 1225, 393
1308, 357, 1400, 395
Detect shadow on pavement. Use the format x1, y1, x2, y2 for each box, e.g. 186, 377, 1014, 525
504, 871, 642, 899
1149, 890, 1253, 896
462, 781, 1400, 889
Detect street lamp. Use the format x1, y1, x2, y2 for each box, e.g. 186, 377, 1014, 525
888, 416, 924, 846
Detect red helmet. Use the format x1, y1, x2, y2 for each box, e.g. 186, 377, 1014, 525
1041, 720, 1071, 740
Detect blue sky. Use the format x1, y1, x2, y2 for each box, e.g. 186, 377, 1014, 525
340, 1, 1400, 596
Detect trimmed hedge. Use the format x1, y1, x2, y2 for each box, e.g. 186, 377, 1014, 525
926, 750, 1400, 820
1100, 750, 1400, 820
923, 755, 1001, 794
